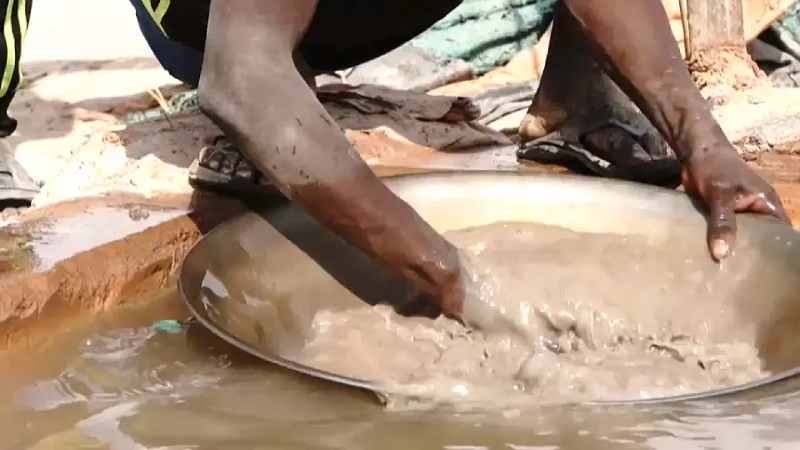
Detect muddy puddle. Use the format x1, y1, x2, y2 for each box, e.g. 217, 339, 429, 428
2, 290, 800, 449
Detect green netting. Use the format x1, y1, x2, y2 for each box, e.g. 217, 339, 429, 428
412, 0, 557, 74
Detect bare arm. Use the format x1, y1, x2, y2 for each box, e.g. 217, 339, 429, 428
198, 0, 463, 313
563, 0, 789, 259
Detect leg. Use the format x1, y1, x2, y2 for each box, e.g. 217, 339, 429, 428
560, 0, 715, 160
520, 3, 678, 185
543, 0, 787, 260
175, 0, 464, 196
128, 0, 264, 194
188, 51, 318, 198
199, 0, 463, 314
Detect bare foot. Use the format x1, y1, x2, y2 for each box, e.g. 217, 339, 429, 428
518, 5, 679, 185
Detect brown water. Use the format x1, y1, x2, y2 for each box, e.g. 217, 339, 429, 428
2, 291, 800, 450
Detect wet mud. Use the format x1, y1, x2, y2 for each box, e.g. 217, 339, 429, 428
297, 222, 768, 409
0, 194, 246, 350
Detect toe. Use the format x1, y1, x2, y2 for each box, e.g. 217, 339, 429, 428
234, 158, 256, 181
205, 150, 224, 171
518, 113, 552, 143
219, 151, 239, 176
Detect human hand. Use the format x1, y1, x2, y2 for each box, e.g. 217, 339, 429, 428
682, 147, 790, 261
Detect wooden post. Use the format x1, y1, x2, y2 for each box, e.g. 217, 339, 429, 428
685, 0, 746, 58
683, 0, 761, 90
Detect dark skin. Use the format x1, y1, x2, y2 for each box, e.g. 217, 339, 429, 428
199, 0, 789, 318
521, 2, 789, 261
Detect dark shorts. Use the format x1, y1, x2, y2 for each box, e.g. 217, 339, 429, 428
129, 0, 203, 86
129, 0, 462, 87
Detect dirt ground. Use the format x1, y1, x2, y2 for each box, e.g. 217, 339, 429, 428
8, 0, 198, 206
6, 0, 800, 228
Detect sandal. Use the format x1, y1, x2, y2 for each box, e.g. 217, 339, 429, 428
517, 119, 682, 188
188, 136, 278, 198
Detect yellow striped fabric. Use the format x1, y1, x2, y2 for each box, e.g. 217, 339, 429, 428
15, 0, 27, 84
141, 0, 171, 36
0, 0, 17, 98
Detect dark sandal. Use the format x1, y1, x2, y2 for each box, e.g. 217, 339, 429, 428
517, 119, 682, 188
188, 136, 278, 198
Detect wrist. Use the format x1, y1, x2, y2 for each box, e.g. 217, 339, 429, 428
677, 137, 736, 168
400, 237, 462, 297
670, 111, 733, 166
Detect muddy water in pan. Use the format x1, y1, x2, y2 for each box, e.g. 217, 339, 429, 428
0, 290, 799, 450
297, 223, 768, 408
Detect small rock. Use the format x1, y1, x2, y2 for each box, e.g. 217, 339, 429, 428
127, 205, 151, 221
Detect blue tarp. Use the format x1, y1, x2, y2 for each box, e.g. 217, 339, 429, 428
414, 0, 800, 75
412, 0, 557, 74
779, 1, 800, 39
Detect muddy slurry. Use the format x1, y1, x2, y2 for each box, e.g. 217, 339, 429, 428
297, 222, 767, 409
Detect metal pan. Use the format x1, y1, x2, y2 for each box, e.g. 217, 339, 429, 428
179, 172, 800, 404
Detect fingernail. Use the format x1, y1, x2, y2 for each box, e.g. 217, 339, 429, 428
712, 239, 729, 260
